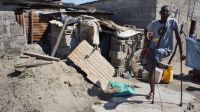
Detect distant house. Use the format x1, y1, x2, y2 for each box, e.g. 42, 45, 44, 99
80, 0, 200, 37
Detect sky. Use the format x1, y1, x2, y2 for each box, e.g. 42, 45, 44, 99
62, 0, 97, 5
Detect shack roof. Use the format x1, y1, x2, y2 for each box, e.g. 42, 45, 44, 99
2, 0, 113, 15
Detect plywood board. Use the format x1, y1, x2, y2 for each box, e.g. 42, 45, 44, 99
68, 40, 115, 90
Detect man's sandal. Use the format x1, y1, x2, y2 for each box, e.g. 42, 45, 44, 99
145, 94, 152, 100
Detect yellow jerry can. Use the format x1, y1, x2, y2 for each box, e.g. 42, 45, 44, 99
162, 66, 174, 84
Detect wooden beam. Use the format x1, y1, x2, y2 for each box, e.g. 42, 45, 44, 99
15, 61, 53, 68
22, 13, 27, 39
51, 19, 68, 57
28, 10, 33, 44
23, 52, 60, 61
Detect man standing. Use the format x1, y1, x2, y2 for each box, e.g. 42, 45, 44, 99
143, 5, 184, 100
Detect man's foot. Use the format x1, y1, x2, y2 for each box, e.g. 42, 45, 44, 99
145, 92, 153, 100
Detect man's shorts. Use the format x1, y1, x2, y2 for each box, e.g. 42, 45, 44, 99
143, 48, 170, 72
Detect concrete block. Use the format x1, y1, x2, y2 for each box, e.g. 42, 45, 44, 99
2, 24, 8, 36
122, 44, 129, 53
10, 23, 23, 36
10, 37, 26, 49
0, 50, 5, 57
109, 50, 127, 59
111, 58, 126, 67
111, 37, 126, 45
110, 44, 123, 51
0, 11, 26, 56
114, 66, 126, 77
3, 41, 11, 48
0, 41, 4, 49
5, 48, 20, 55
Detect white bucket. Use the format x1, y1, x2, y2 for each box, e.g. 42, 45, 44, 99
155, 67, 163, 83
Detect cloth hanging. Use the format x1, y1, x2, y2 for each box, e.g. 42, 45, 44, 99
186, 37, 200, 70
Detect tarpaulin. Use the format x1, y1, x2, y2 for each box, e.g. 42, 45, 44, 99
108, 81, 135, 97
186, 37, 200, 70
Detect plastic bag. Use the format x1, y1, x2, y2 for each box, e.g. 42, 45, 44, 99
108, 81, 135, 97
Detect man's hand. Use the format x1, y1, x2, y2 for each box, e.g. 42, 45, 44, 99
147, 32, 154, 40
181, 55, 186, 60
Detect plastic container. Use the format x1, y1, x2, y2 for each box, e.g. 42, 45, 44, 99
141, 68, 163, 83
155, 67, 163, 83
142, 70, 149, 82
162, 66, 174, 84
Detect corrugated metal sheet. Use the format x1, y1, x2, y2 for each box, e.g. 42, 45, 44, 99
26, 12, 49, 42
16, 11, 50, 43
68, 40, 115, 90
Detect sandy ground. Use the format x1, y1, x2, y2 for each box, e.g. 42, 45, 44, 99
0, 57, 99, 112
0, 44, 100, 112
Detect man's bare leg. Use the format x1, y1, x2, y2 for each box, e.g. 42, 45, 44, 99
148, 70, 154, 98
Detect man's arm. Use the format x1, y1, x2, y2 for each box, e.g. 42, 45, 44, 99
144, 29, 147, 38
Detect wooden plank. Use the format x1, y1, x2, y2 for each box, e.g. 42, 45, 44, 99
51, 19, 68, 57
33, 23, 48, 26
32, 32, 46, 35
22, 13, 27, 38
68, 40, 115, 90
15, 61, 53, 68
19, 14, 23, 26
32, 29, 45, 32
23, 52, 60, 61
32, 35, 42, 38
29, 10, 33, 44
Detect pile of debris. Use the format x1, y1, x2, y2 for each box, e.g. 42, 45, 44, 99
48, 14, 143, 78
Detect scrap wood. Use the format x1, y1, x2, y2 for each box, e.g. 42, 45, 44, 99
23, 52, 60, 61
14, 61, 53, 68
19, 55, 30, 58
15, 67, 26, 72
15, 57, 36, 71
51, 19, 68, 57
68, 40, 115, 90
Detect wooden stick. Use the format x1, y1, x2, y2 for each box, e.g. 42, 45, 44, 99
51, 19, 68, 57
22, 12, 27, 38
180, 58, 183, 107
23, 52, 60, 61
30, 10, 33, 44
15, 61, 53, 68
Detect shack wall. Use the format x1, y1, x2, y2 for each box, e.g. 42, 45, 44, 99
81, 0, 157, 28
0, 11, 26, 56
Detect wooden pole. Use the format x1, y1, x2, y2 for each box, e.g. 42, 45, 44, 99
152, 69, 156, 104
22, 12, 27, 39
24, 52, 60, 61
29, 10, 33, 44
15, 62, 53, 68
51, 19, 68, 57
180, 58, 183, 107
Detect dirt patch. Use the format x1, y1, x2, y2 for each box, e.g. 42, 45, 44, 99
0, 44, 101, 112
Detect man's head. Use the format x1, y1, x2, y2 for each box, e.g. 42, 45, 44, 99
160, 5, 171, 21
